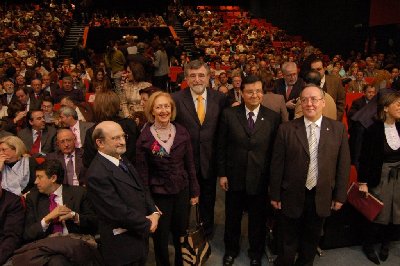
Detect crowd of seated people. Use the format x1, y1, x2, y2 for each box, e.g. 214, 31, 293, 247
88, 12, 166, 28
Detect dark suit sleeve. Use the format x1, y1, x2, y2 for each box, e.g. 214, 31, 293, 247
23, 192, 49, 242
216, 109, 229, 177
0, 192, 25, 265
269, 125, 286, 201
69, 188, 97, 235
183, 130, 200, 197
347, 98, 363, 120
87, 169, 151, 234
332, 123, 351, 203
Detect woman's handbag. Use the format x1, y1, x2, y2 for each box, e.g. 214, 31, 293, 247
180, 204, 211, 266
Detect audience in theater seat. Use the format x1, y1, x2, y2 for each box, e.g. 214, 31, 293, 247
17, 110, 57, 156
348, 71, 367, 93
58, 106, 94, 148
0, 136, 37, 196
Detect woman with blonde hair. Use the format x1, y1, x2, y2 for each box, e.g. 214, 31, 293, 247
0, 136, 37, 196
136, 91, 199, 266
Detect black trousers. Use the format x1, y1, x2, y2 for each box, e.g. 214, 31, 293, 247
197, 175, 217, 238
224, 190, 267, 260
152, 187, 190, 266
276, 189, 324, 266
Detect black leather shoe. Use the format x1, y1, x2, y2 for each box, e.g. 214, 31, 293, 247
250, 258, 261, 266
223, 255, 235, 266
363, 246, 380, 265
379, 245, 389, 261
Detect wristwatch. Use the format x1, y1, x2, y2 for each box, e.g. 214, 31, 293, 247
70, 211, 76, 218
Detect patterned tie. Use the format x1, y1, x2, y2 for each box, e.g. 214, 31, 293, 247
197, 95, 205, 125
49, 193, 63, 233
30, 131, 41, 155
306, 123, 318, 190
248, 111, 255, 131
119, 159, 129, 173
66, 154, 75, 185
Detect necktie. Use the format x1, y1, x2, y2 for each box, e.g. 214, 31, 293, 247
30, 131, 41, 155
119, 159, 129, 173
248, 111, 255, 131
66, 154, 75, 185
197, 95, 205, 125
49, 193, 63, 233
236, 91, 241, 102
306, 123, 318, 190
286, 86, 292, 99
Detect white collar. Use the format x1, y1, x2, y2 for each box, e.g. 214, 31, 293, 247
190, 88, 207, 102
304, 116, 323, 128
99, 151, 121, 167
245, 104, 260, 117
52, 184, 63, 197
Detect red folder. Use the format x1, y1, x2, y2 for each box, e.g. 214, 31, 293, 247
347, 182, 384, 222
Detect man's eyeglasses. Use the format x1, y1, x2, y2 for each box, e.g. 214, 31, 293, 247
300, 97, 323, 104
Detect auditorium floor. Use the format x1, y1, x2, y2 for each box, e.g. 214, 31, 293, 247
147, 186, 400, 266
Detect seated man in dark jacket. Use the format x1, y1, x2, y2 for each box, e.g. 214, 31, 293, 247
0, 185, 25, 265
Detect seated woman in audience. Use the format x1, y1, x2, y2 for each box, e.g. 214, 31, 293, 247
88, 68, 112, 103
358, 92, 400, 264
136, 92, 200, 266
120, 62, 152, 118
0, 136, 36, 196
0, 183, 25, 265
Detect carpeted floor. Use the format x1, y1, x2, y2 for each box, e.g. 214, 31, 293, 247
146, 185, 400, 265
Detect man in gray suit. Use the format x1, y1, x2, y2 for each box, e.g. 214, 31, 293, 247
218, 75, 280, 266
270, 85, 350, 265
17, 110, 56, 155
47, 129, 85, 186
58, 106, 94, 149
172, 60, 227, 238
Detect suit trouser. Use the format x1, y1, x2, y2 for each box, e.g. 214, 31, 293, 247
152, 187, 189, 266
224, 190, 267, 259
198, 175, 217, 237
276, 188, 324, 266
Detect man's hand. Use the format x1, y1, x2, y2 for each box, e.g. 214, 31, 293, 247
46, 205, 71, 222
146, 213, 160, 233
59, 211, 77, 222
271, 200, 282, 210
358, 183, 369, 197
231, 101, 241, 107
285, 99, 296, 109
190, 197, 199, 205
219, 176, 229, 191
331, 201, 343, 211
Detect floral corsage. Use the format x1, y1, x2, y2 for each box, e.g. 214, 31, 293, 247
151, 141, 168, 157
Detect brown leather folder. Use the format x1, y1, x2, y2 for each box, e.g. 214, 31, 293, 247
347, 182, 384, 222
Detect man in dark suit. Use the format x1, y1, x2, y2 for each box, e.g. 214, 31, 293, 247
17, 110, 57, 155
172, 60, 227, 238
348, 84, 377, 168
47, 129, 85, 186
390, 67, 400, 91
0, 186, 25, 265
15, 86, 41, 111
311, 58, 345, 121
87, 121, 159, 266
29, 78, 50, 101
273, 62, 305, 120
270, 85, 351, 265
1, 79, 17, 106
218, 75, 281, 266
58, 106, 94, 148
23, 159, 97, 264
227, 74, 242, 106
53, 76, 85, 104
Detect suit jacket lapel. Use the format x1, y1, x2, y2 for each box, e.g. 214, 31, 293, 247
253, 106, 267, 135
318, 117, 329, 157
62, 186, 74, 209
182, 89, 200, 125
236, 105, 251, 136
99, 155, 141, 190
203, 89, 215, 126
38, 194, 50, 219
41, 127, 49, 149
294, 118, 309, 155
75, 148, 83, 176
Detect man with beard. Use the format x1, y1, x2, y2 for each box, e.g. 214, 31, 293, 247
172, 60, 227, 239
